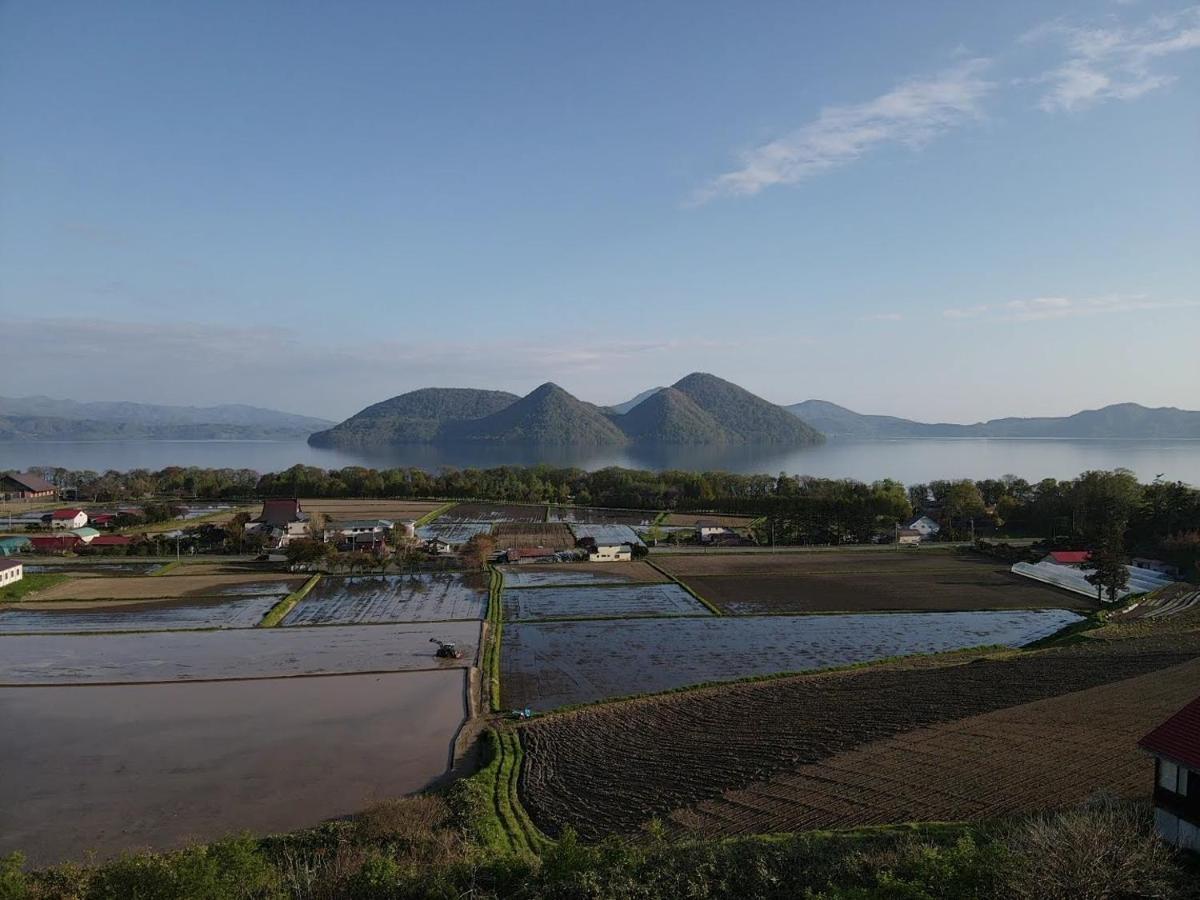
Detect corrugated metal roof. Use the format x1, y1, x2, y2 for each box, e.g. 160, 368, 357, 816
1140, 695, 1200, 771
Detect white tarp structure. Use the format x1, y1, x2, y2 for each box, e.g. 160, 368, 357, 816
1011, 560, 1175, 600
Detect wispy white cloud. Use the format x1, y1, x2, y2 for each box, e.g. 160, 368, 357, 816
1023, 6, 1200, 111
943, 294, 1200, 322
691, 59, 993, 203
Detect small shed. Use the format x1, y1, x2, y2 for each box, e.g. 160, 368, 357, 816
897, 528, 922, 545
1047, 550, 1092, 567
50, 508, 88, 530
1139, 694, 1200, 852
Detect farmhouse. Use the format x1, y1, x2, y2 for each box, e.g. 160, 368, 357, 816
29, 534, 82, 554
424, 537, 455, 556
0, 558, 23, 586
323, 519, 394, 543
49, 508, 88, 530
244, 499, 310, 548
0, 471, 57, 500
89, 534, 133, 548
696, 522, 733, 543
1132, 557, 1181, 578
904, 515, 941, 539
339, 531, 391, 555
588, 543, 633, 562
1139, 694, 1200, 852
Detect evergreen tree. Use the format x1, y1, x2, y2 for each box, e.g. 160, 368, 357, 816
1085, 525, 1129, 604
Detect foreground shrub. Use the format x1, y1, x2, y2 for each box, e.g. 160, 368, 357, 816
1002, 795, 1180, 900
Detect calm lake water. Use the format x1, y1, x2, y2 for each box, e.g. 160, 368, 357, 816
2, 438, 1199, 484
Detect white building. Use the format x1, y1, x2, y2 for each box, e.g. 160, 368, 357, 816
323, 519, 394, 542
588, 543, 632, 562
0, 558, 23, 587
49, 508, 88, 530
697, 522, 733, 543
904, 515, 941, 539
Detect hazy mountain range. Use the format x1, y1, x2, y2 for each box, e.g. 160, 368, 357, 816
786, 399, 1200, 440
4, 384, 1197, 446
0, 396, 332, 441
309, 373, 822, 449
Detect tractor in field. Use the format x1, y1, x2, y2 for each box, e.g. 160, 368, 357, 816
430, 638, 463, 660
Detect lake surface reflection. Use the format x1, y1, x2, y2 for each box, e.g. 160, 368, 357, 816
1, 437, 1198, 483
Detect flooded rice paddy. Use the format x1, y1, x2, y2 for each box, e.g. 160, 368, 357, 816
0, 669, 467, 865
416, 521, 495, 544
282, 573, 488, 625
503, 584, 711, 621
501, 566, 660, 587
0, 620, 480, 684
502, 610, 1083, 710
0, 596, 281, 633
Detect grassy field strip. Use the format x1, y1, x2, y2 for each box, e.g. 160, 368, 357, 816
458, 729, 550, 855
0, 573, 69, 603
258, 574, 322, 627
644, 558, 723, 616
413, 502, 457, 527
150, 560, 182, 576
482, 566, 504, 712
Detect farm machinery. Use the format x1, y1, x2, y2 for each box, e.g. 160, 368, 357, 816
430, 638, 463, 660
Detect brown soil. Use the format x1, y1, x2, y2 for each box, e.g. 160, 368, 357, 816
299, 498, 447, 521
32, 573, 305, 601
661, 513, 757, 527
501, 561, 670, 586
672, 657, 1200, 835
493, 523, 575, 550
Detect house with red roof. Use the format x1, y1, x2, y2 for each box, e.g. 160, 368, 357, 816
88, 534, 133, 548
1139, 695, 1200, 852
48, 508, 88, 530
29, 534, 82, 554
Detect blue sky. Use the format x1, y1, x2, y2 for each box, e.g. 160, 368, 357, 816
1, 1, 1197, 421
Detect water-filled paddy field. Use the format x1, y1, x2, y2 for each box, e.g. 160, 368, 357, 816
0, 669, 467, 865
0, 595, 280, 633
281, 573, 488, 625
501, 609, 1083, 710
567, 523, 645, 547
416, 521, 495, 544
0, 620, 480, 684
500, 561, 669, 587
503, 584, 711, 621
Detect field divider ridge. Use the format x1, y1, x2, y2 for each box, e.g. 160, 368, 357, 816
644, 558, 723, 616
258, 574, 322, 628
150, 560, 182, 576
482, 565, 504, 712
413, 502, 457, 527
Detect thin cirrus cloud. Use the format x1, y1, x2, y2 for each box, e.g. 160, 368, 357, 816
1023, 6, 1200, 112
943, 295, 1200, 322
690, 58, 994, 204
694, 6, 1199, 203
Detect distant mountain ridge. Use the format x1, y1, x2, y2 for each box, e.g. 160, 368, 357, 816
787, 400, 1200, 439
607, 387, 666, 415
311, 374, 826, 448
0, 396, 333, 441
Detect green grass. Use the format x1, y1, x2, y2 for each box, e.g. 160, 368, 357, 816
452, 728, 550, 856
258, 574, 322, 627
0, 572, 68, 602
414, 502, 456, 527
644, 558, 723, 616
482, 566, 504, 712
150, 560, 182, 576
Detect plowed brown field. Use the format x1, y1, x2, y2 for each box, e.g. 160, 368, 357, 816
493, 523, 575, 550
672, 657, 1200, 835
299, 499, 446, 521
518, 634, 1200, 839
32, 574, 304, 601
658, 551, 1089, 614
